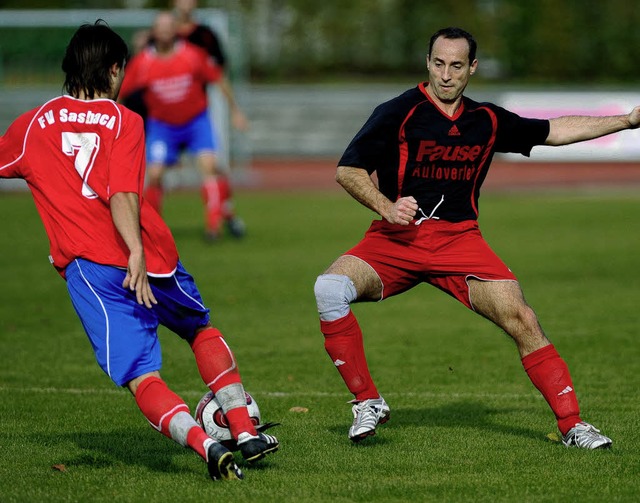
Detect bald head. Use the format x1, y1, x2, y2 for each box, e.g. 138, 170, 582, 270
152, 11, 177, 52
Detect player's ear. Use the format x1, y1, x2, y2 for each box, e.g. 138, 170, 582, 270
469, 59, 478, 75
109, 62, 122, 77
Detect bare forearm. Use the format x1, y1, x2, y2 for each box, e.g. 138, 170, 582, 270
110, 192, 143, 253
336, 166, 392, 218
546, 114, 634, 146
218, 76, 240, 111
110, 191, 156, 307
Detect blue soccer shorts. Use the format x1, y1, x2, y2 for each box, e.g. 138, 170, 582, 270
146, 110, 218, 165
65, 258, 211, 387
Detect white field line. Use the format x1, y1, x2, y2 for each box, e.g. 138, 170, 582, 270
0, 385, 541, 401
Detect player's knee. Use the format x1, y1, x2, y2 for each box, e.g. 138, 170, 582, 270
314, 274, 358, 322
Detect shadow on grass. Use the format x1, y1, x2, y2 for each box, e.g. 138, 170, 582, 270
329, 399, 542, 444
36, 427, 200, 476
35, 426, 279, 475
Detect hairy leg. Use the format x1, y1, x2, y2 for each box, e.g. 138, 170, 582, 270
323, 255, 383, 300
468, 279, 550, 358
468, 279, 582, 434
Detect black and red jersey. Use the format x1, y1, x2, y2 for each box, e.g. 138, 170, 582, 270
338, 82, 550, 222
179, 24, 226, 69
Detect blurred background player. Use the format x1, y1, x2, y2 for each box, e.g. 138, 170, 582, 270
173, 0, 249, 223
0, 20, 277, 482
174, 0, 226, 68
119, 10, 248, 242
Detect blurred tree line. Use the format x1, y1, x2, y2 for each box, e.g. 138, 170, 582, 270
2, 0, 640, 84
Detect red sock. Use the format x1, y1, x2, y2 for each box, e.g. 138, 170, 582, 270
321, 310, 379, 401
135, 376, 211, 459
522, 344, 582, 435
190, 328, 257, 437
217, 175, 235, 220
186, 427, 213, 460
144, 185, 163, 215
201, 177, 223, 233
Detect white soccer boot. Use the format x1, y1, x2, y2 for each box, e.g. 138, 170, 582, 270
562, 421, 612, 449
348, 396, 390, 442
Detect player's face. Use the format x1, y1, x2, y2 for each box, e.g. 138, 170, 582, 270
174, 0, 197, 15
153, 13, 177, 50
427, 36, 477, 105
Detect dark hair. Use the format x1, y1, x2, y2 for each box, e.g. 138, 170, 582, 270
428, 27, 477, 63
62, 20, 129, 99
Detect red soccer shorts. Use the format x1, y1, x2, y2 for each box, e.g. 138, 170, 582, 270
344, 219, 517, 310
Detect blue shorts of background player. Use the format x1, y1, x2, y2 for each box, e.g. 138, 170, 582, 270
65, 258, 209, 387
146, 110, 218, 165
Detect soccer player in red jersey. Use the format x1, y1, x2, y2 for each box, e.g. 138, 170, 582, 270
119, 11, 248, 241
0, 20, 277, 481
314, 27, 640, 448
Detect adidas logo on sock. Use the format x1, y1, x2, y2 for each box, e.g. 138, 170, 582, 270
333, 359, 345, 367
557, 386, 574, 396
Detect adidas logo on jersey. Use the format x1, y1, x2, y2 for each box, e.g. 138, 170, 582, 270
448, 124, 461, 136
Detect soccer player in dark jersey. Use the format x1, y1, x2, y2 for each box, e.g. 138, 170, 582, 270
174, 0, 226, 67
314, 26, 640, 449
173, 0, 249, 240
0, 21, 278, 482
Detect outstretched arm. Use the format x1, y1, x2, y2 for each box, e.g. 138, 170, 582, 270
546, 106, 640, 146
110, 192, 157, 308
336, 166, 418, 225
217, 76, 249, 132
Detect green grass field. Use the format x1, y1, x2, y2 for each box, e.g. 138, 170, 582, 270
1, 187, 639, 502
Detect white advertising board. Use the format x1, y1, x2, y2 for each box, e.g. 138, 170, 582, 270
499, 92, 640, 161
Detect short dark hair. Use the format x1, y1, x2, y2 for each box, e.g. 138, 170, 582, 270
62, 20, 129, 99
428, 27, 477, 63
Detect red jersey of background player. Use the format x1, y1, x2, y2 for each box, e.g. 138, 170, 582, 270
120, 40, 222, 125
0, 95, 178, 276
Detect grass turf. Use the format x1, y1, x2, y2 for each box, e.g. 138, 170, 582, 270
1, 188, 639, 502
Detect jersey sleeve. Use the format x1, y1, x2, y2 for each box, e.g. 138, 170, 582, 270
338, 101, 402, 174
492, 105, 550, 156
0, 112, 33, 179
196, 46, 223, 83
108, 110, 145, 197
193, 25, 226, 68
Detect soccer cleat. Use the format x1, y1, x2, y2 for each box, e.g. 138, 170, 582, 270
225, 216, 246, 239
348, 396, 391, 442
237, 431, 280, 463
562, 421, 612, 449
206, 441, 243, 481
204, 230, 220, 243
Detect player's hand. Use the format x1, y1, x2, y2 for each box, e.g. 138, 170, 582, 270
231, 109, 249, 132
385, 196, 418, 225
122, 250, 157, 308
628, 106, 640, 129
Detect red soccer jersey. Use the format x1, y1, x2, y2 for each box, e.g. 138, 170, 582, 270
0, 95, 179, 276
120, 40, 222, 125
